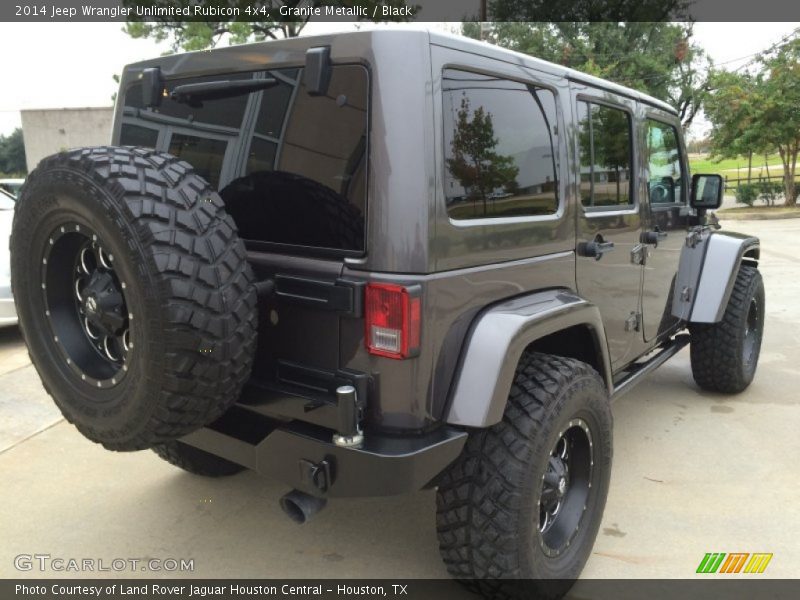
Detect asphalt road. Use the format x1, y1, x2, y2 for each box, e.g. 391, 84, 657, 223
1, 218, 798, 582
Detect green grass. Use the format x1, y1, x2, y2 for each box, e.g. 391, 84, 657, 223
688, 154, 784, 179
716, 205, 800, 220
718, 205, 799, 212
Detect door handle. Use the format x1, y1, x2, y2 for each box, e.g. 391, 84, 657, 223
641, 229, 668, 246
579, 240, 615, 261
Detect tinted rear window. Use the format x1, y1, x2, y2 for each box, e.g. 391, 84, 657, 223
120, 65, 368, 254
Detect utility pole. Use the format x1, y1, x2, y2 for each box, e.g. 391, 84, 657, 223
480, 0, 488, 40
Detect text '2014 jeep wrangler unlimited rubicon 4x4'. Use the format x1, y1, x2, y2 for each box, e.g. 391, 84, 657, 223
11, 31, 763, 594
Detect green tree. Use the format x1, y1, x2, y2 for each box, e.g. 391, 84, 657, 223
462, 21, 710, 129
686, 136, 711, 154
0, 128, 26, 176
446, 95, 519, 216
484, 0, 690, 21
577, 105, 632, 205
706, 36, 800, 205
704, 70, 766, 184
123, 0, 413, 51
758, 37, 800, 205
594, 107, 631, 203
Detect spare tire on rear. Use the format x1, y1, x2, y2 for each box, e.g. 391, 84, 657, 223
10, 146, 258, 451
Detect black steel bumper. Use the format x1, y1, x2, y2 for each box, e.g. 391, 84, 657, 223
181, 405, 467, 498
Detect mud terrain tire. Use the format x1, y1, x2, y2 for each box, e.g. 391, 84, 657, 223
11, 146, 257, 451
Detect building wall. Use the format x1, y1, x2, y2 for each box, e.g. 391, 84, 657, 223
21, 107, 113, 172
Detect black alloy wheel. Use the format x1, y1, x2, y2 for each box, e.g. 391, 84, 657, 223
538, 419, 594, 558
44, 224, 132, 388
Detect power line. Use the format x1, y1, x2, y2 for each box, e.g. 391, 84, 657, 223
728, 26, 800, 73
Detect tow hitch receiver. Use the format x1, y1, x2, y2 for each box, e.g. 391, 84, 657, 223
299, 458, 331, 493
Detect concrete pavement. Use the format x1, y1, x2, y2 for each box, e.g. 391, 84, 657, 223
1, 218, 798, 581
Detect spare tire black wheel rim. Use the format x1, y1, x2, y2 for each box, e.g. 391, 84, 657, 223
538, 418, 593, 557
42, 223, 131, 389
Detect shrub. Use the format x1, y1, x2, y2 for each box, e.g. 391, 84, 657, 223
735, 183, 758, 206
756, 181, 783, 206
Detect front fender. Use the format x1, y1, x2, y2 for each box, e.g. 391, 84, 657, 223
677, 230, 760, 324
445, 289, 611, 428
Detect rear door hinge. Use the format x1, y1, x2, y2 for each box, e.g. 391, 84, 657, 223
625, 312, 642, 332
631, 244, 648, 265
686, 229, 704, 248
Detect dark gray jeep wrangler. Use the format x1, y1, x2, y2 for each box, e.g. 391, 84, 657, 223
11, 31, 764, 591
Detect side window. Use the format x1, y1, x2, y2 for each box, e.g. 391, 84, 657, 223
442, 69, 559, 220
577, 101, 633, 209
646, 119, 684, 205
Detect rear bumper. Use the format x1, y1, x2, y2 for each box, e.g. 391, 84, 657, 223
181, 406, 467, 498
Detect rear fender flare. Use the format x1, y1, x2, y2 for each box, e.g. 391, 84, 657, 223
445, 289, 612, 428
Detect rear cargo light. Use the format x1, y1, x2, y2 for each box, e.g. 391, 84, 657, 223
365, 283, 421, 359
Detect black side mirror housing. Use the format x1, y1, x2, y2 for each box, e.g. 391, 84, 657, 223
140, 67, 164, 108
690, 174, 724, 210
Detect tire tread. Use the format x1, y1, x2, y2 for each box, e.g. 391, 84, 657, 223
690, 265, 763, 394
152, 441, 244, 477
436, 352, 609, 592
13, 146, 257, 450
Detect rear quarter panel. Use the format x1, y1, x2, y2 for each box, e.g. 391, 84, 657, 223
340, 43, 579, 431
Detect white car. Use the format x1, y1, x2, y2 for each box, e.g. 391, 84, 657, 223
0, 188, 17, 327
0, 178, 23, 197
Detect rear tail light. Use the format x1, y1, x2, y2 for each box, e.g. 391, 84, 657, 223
365, 283, 421, 359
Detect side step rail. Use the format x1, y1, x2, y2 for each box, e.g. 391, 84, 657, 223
612, 334, 691, 399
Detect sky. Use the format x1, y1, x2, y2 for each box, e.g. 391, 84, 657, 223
0, 21, 798, 140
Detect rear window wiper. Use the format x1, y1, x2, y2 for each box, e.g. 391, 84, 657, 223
170, 78, 277, 107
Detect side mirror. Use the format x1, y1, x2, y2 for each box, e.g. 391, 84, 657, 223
690, 174, 724, 210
